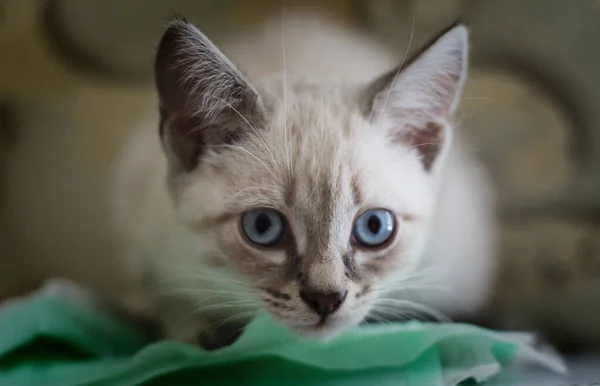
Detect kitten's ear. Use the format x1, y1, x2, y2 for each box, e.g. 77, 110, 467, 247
155, 17, 264, 172
366, 23, 468, 171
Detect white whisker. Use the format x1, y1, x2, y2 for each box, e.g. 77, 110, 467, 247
371, 10, 416, 127
406, 142, 444, 150
170, 288, 260, 297
390, 111, 422, 139
376, 297, 452, 323
460, 96, 494, 102
217, 97, 283, 177
372, 283, 451, 295
281, 6, 293, 185
231, 185, 281, 198
367, 313, 393, 325
379, 267, 465, 308
208, 310, 257, 339
370, 305, 426, 321
210, 144, 279, 180
377, 265, 443, 290
157, 269, 255, 289
193, 299, 259, 314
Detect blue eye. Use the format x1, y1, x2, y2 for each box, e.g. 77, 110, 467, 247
242, 209, 286, 246
353, 209, 396, 248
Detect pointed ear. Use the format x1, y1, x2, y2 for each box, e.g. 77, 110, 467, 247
155, 17, 264, 173
366, 23, 468, 171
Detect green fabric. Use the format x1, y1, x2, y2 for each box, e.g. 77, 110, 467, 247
0, 290, 565, 386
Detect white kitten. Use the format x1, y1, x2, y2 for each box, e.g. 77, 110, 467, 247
109, 13, 496, 346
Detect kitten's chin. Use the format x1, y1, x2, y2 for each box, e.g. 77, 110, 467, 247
275, 312, 369, 340
288, 321, 346, 340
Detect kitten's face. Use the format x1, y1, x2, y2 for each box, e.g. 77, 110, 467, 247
176, 83, 435, 336
155, 19, 468, 337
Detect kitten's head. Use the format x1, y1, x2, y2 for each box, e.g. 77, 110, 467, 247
154, 18, 468, 337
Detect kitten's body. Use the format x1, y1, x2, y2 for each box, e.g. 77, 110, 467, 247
3, 13, 495, 344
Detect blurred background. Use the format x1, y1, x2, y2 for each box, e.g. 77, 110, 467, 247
1, 0, 600, 352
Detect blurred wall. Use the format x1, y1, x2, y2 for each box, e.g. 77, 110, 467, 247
1, 0, 600, 349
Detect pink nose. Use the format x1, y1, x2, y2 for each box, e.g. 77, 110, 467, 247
299, 289, 348, 320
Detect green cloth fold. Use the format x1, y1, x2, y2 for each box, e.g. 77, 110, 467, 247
0, 286, 565, 386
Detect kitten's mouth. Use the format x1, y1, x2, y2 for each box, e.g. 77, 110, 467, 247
268, 304, 373, 338
306, 319, 333, 331
285, 318, 346, 337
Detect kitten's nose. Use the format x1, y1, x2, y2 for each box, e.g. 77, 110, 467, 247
300, 288, 348, 320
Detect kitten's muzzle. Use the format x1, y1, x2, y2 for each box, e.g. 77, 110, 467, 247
299, 288, 348, 322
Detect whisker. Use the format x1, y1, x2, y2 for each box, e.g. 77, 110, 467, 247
370, 305, 426, 322
376, 265, 465, 308
209, 144, 279, 180
376, 298, 452, 323
231, 185, 281, 199
223, 324, 250, 345
169, 288, 261, 297
217, 98, 283, 177
377, 286, 465, 312
156, 285, 261, 306
406, 141, 444, 150
389, 111, 424, 139
155, 272, 256, 291
207, 310, 258, 339
460, 96, 494, 102
370, 9, 416, 127
367, 313, 393, 325
193, 300, 259, 314
281, 6, 293, 186
177, 270, 253, 287
371, 283, 451, 295
195, 299, 258, 309
377, 265, 444, 290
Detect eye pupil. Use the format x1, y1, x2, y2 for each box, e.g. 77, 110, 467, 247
353, 209, 396, 248
242, 209, 286, 247
367, 216, 381, 234
255, 213, 271, 234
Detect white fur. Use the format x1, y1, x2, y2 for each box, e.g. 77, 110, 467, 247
1, 12, 496, 341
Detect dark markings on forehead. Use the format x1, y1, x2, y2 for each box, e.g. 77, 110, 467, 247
284, 174, 296, 207
351, 173, 362, 206
283, 158, 360, 277
303, 168, 335, 256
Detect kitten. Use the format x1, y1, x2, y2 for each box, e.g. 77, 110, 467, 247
111, 13, 496, 346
